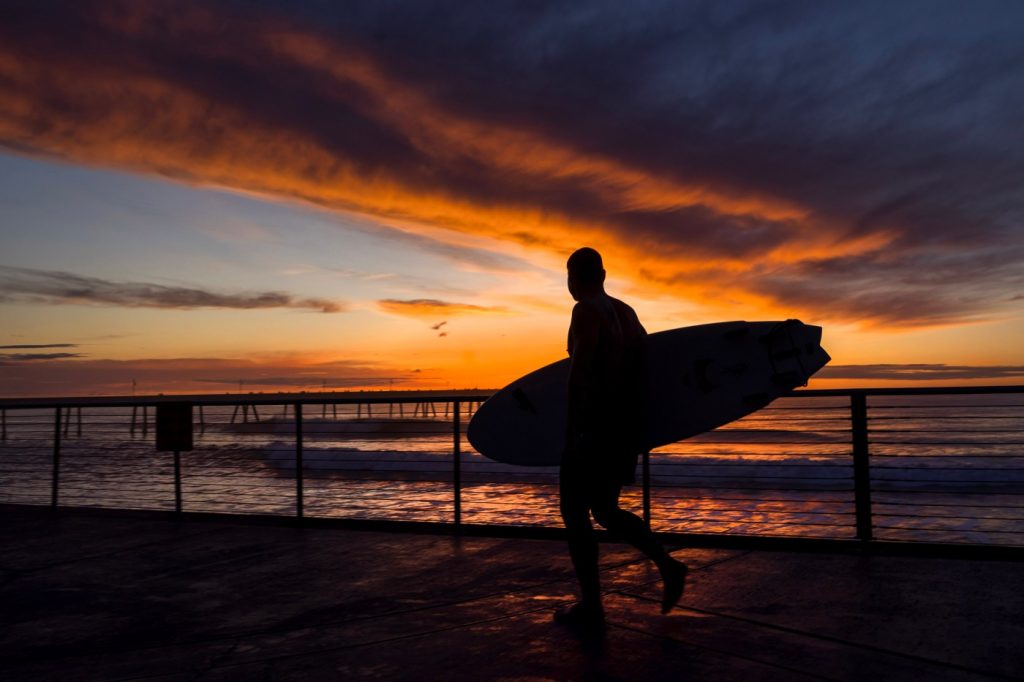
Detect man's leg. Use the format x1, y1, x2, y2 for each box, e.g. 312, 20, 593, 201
559, 455, 601, 609
590, 472, 688, 614
589, 476, 667, 563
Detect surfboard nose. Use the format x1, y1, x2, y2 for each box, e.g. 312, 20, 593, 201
760, 320, 830, 387
804, 323, 823, 347
791, 321, 830, 375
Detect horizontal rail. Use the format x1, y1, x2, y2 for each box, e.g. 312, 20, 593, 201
2, 384, 1023, 410
0, 392, 494, 410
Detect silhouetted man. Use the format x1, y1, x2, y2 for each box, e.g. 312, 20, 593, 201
556, 247, 687, 628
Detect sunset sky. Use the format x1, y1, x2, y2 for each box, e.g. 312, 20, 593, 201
2, 0, 1023, 396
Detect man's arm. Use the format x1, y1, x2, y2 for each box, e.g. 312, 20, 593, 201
567, 301, 601, 451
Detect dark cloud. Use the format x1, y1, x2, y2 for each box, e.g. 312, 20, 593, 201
0, 266, 344, 313
1, 1, 1022, 325
746, 242, 1024, 326
0, 343, 78, 349
0, 352, 84, 364
818, 364, 1024, 381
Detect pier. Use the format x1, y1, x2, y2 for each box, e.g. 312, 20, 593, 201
0, 387, 1022, 678
1, 505, 1022, 680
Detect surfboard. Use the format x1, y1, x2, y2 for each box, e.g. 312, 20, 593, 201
467, 320, 830, 466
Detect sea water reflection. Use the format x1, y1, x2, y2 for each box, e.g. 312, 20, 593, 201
0, 395, 1022, 546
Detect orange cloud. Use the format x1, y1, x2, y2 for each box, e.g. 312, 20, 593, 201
377, 299, 510, 318
1, 1, 1016, 329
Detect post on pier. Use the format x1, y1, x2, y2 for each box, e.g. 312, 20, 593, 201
64, 406, 82, 438
851, 392, 873, 542
453, 400, 462, 531
51, 407, 62, 508
642, 450, 652, 528
156, 403, 193, 515
295, 402, 304, 520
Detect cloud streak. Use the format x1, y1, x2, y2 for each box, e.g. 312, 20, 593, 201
818, 364, 1024, 381
378, 299, 508, 318
0, 354, 418, 397
1, 1, 1023, 326
0, 343, 78, 349
0, 352, 85, 364
0, 266, 344, 313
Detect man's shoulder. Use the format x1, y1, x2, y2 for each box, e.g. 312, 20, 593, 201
608, 296, 636, 313
570, 299, 602, 335
608, 296, 640, 320
571, 297, 604, 318
609, 296, 646, 336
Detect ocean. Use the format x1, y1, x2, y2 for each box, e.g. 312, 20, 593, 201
1, 393, 1022, 546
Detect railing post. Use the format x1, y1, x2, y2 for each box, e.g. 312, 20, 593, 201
642, 450, 651, 528
173, 450, 183, 514
453, 399, 462, 531
851, 393, 873, 542
295, 402, 304, 520
51, 407, 62, 508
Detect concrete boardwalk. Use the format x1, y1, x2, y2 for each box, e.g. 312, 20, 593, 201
1, 508, 1022, 681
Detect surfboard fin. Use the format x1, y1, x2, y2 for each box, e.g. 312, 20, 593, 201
512, 387, 538, 415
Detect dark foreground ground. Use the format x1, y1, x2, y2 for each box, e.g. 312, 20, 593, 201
1, 507, 1022, 681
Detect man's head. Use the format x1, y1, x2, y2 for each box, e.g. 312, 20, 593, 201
567, 247, 606, 300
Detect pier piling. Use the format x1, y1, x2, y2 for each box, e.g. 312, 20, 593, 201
295, 403, 304, 519
173, 450, 182, 514
51, 408, 61, 508
851, 393, 873, 542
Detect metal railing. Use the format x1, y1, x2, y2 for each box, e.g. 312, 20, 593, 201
1, 387, 1022, 555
